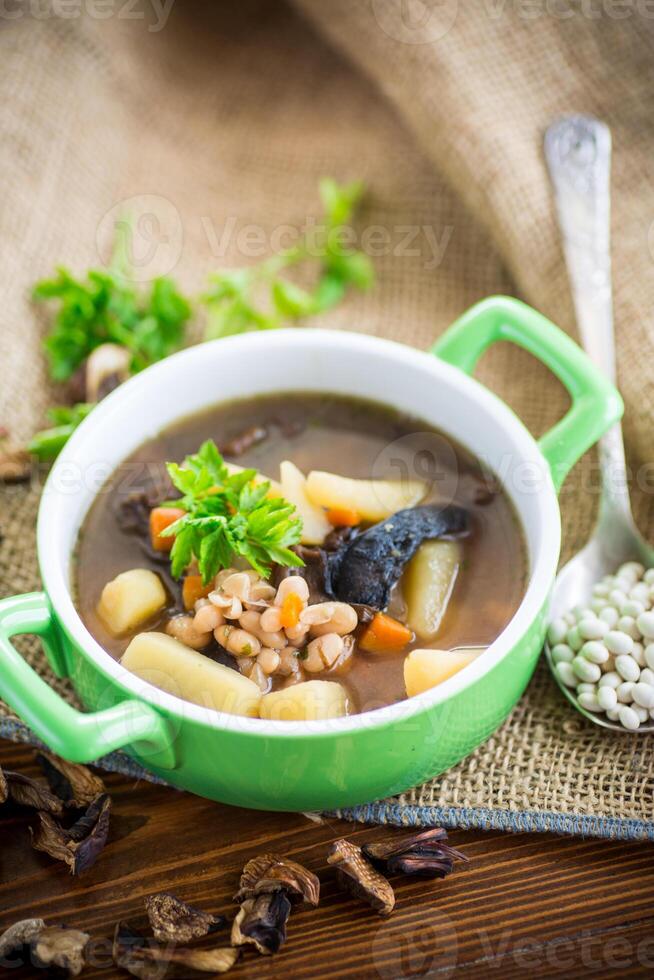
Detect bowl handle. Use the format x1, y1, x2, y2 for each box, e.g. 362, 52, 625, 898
432, 295, 623, 492
0, 591, 176, 768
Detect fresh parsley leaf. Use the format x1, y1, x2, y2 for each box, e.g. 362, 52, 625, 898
161, 440, 304, 582
33, 267, 191, 381
27, 403, 93, 461
202, 178, 374, 339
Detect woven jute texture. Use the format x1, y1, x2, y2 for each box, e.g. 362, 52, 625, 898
1, 0, 653, 830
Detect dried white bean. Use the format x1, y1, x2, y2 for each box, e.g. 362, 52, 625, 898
606, 707, 621, 721
619, 561, 645, 580
576, 682, 596, 694
555, 662, 576, 688
599, 606, 619, 628
619, 705, 641, 731
566, 626, 583, 652
572, 656, 601, 683
615, 655, 640, 683
581, 641, 609, 664
598, 686, 618, 711
622, 599, 645, 618
631, 642, 646, 667
578, 691, 603, 713
578, 618, 608, 640
645, 644, 654, 671
617, 616, 640, 640
632, 682, 654, 709
637, 611, 654, 639
605, 631, 634, 656
644, 568, 654, 585
599, 671, 622, 689
640, 668, 654, 686
547, 618, 569, 645
616, 681, 635, 703
609, 589, 628, 609
630, 583, 651, 604
551, 643, 574, 664
633, 704, 650, 723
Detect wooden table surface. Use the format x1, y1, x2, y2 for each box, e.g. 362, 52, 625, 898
1, 740, 654, 979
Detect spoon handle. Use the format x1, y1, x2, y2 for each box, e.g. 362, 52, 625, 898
544, 115, 630, 518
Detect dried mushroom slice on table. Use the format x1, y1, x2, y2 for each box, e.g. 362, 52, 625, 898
144, 892, 225, 943
231, 891, 292, 956
0, 921, 89, 977
362, 828, 468, 878
3, 770, 66, 815
30, 793, 112, 875
35, 751, 106, 807
0, 918, 46, 961
234, 853, 320, 906
113, 921, 238, 977
327, 839, 395, 916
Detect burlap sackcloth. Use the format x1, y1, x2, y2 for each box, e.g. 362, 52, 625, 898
1, 0, 654, 838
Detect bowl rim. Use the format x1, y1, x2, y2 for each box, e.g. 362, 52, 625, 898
38, 328, 560, 737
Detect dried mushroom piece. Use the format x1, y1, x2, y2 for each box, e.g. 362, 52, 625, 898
31, 925, 90, 977
0, 918, 45, 962
327, 839, 395, 916
235, 853, 320, 907
35, 750, 106, 807
231, 891, 291, 956
31, 793, 112, 875
362, 828, 467, 878
145, 892, 225, 943
113, 921, 237, 978
4, 770, 66, 815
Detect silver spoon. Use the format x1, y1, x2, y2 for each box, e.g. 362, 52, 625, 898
544, 114, 654, 731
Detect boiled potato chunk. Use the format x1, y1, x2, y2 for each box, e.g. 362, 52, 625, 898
97, 569, 166, 636
260, 680, 349, 721
122, 632, 261, 717
404, 648, 478, 698
305, 471, 426, 522
404, 540, 461, 640
280, 461, 332, 545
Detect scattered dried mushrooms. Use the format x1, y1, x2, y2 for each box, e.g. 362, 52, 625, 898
113, 920, 237, 978
362, 827, 467, 878
0, 755, 111, 876
144, 892, 225, 943
327, 838, 396, 916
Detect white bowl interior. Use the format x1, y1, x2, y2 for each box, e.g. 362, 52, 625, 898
38, 329, 560, 736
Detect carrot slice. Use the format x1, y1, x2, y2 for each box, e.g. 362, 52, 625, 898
149, 507, 185, 552
182, 574, 213, 611
359, 612, 413, 652
326, 506, 360, 528
280, 592, 304, 629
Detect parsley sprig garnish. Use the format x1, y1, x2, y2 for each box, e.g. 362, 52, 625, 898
202, 179, 374, 338
162, 440, 305, 582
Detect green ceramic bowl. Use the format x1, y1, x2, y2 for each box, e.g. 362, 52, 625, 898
0, 297, 622, 810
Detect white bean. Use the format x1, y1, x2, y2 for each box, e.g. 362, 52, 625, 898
616, 681, 635, 703
547, 618, 568, 645
260, 606, 283, 633
609, 589, 628, 609
551, 643, 574, 664
632, 642, 646, 667
637, 611, 654, 639
598, 686, 618, 711
619, 561, 645, 580
606, 707, 621, 721
640, 668, 654, 686
576, 682, 596, 694
572, 656, 601, 683
578, 618, 608, 640
633, 704, 650, 723
644, 568, 654, 585
618, 705, 641, 731
215, 625, 261, 657
239, 610, 286, 649
622, 599, 645, 618
590, 599, 607, 614
165, 615, 212, 651
578, 691, 603, 713
275, 576, 310, 605
555, 662, 576, 688
617, 616, 640, 640
645, 644, 654, 671
257, 648, 281, 675
566, 626, 583, 652
605, 631, 634, 656
304, 633, 344, 673
581, 641, 609, 664
599, 671, 622, 689
599, 606, 619, 628
615, 655, 640, 683
630, 583, 651, 604
632, 682, 654, 709
193, 603, 224, 633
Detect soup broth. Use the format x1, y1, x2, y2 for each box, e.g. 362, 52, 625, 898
75, 393, 527, 715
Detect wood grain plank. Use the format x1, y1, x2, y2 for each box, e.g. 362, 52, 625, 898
1, 742, 654, 978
